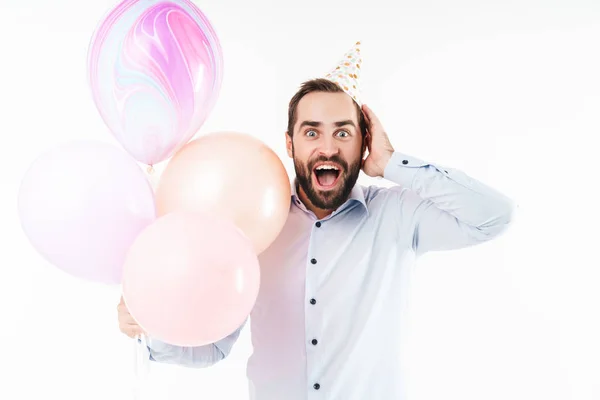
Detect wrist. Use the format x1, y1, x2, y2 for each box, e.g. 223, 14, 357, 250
377, 150, 394, 177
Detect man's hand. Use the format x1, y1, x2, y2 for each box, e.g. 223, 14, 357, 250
117, 296, 145, 339
361, 104, 395, 177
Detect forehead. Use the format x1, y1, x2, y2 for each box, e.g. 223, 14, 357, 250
295, 91, 358, 126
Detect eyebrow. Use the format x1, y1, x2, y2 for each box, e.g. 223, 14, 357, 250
299, 120, 356, 128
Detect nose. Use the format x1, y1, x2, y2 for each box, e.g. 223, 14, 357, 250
318, 136, 339, 158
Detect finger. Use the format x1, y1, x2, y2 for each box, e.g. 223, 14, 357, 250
118, 311, 138, 326
361, 104, 371, 122
120, 324, 145, 338
362, 104, 381, 128
133, 328, 147, 339
122, 315, 139, 326
126, 330, 144, 339
125, 321, 145, 333
119, 324, 135, 337
119, 320, 139, 329
132, 327, 145, 336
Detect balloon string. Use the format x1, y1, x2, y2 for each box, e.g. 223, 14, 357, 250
133, 334, 149, 400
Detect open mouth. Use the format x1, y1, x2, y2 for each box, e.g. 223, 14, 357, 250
312, 163, 342, 190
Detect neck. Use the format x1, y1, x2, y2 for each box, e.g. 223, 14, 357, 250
296, 182, 334, 220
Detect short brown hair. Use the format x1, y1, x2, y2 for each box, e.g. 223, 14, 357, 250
287, 78, 368, 138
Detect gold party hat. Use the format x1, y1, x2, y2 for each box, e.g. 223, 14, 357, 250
324, 41, 363, 105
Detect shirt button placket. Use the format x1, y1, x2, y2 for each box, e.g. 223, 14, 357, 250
308, 220, 323, 397
308, 267, 319, 394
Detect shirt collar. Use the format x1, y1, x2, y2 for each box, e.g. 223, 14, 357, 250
290, 178, 368, 216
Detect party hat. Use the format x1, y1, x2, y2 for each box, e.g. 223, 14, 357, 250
324, 41, 363, 105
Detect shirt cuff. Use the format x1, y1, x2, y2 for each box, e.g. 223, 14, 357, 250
383, 151, 430, 189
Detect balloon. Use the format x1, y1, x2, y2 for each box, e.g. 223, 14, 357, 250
87, 0, 223, 165
17, 141, 156, 284
121, 211, 260, 347
155, 132, 291, 254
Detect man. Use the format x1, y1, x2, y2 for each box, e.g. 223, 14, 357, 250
118, 42, 515, 399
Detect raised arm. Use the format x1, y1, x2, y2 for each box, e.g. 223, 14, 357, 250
384, 152, 515, 256
361, 104, 516, 257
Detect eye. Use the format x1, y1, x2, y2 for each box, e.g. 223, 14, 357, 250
337, 130, 350, 138
305, 129, 318, 137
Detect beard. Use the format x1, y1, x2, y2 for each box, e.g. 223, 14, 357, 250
293, 150, 362, 211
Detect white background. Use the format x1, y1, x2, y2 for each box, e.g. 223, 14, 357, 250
1, 0, 599, 399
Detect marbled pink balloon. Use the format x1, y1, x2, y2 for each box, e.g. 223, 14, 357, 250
88, 0, 223, 165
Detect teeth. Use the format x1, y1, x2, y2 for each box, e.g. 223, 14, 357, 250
316, 165, 339, 171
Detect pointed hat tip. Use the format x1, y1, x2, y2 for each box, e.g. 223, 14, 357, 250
323, 41, 364, 105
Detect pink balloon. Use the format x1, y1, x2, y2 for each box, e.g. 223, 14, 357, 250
155, 132, 291, 254
121, 211, 260, 347
88, 0, 223, 165
17, 141, 156, 284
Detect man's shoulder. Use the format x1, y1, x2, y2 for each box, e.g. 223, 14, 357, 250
359, 182, 405, 201
359, 182, 423, 210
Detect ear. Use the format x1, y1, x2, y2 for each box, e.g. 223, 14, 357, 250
285, 131, 293, 158
361, 131, 371, 160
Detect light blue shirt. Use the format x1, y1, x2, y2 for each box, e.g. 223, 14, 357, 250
143, 151, 516, 399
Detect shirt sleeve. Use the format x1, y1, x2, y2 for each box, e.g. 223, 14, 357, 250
141, 319, 246, 368
383, 151, 517, 257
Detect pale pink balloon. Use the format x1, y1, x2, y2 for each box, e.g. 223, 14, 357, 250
155, 131, 291, 254
121, 211, 260, 347
17, 140, 156, 284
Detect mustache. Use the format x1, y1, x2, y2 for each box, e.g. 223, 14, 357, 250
308, 155, 349, 171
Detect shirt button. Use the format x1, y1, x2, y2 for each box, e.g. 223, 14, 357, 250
402, 159, 409, 165
311, 258, 317, 264
314, 383, 320, 390
310, 298, 316, 305
315, 221, 321, 227
312, 339, 318, 345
